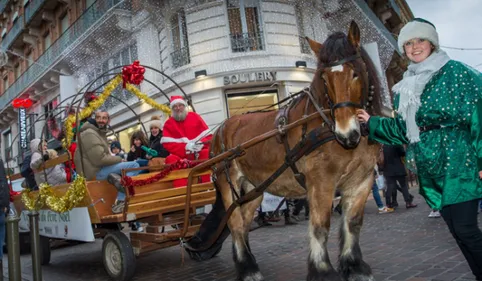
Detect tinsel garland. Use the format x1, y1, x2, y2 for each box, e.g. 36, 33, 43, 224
62, 76, 123, 149
21, 176, 87, 213
122, 159, 198, 195
126, 83, 172, 115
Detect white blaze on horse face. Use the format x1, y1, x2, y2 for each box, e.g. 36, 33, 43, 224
335, 116, 359, 136
308, 224, 330, 271
331, 65, 344, 72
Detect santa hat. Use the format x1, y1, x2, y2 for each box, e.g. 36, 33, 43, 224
398, 18, 439, 54
170, 95, 187, 109
149, 115, 162, 129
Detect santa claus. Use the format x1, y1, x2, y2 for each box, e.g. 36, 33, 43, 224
161, 96, 212, 187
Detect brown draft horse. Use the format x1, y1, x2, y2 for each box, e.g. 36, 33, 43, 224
186, 21, 383, 281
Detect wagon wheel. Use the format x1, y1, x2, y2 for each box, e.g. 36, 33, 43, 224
102, 231, 136, 281
40, 235, 51, 265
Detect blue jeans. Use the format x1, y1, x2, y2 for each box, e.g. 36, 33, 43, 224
96, 162, 140, 201
372, 181, 384, 209
0, 209, 5, 259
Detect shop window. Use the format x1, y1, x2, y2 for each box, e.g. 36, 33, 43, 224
226, 88, 278, 117
170, 9, 190, 68
227, 0, 264, 53
3, 76, 8, 92
14, 63, 21, 79
27, 51, 33, 67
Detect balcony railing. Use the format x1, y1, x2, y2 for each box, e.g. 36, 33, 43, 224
0, 0, 129, 110
24, 0, 47, 23
230, 31, 264, 53
170, 46, 190, 68
0, 0, 7, 15
0, 15, 24, 50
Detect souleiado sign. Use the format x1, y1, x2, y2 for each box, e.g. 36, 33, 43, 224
223, 71, 277, 85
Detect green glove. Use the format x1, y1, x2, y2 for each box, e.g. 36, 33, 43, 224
141, 146, 158, 157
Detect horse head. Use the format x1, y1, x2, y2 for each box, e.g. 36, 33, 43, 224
306, 21, 369, 149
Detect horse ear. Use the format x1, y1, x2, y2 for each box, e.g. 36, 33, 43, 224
348, 21, 360, 49
305, 37, 322, 57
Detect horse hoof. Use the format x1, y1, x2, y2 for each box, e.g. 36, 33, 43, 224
240, 272, 264, 281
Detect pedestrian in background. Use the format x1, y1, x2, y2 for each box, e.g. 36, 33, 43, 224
0, 158, 10, 278
357, 18, 482, 279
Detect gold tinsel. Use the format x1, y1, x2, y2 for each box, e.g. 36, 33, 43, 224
63, 76, 123, 148
21, 176, 87, 213
126, 83, 172, 115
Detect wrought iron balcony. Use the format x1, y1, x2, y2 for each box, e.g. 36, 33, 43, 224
0, 15, 24, 50
230, 31, 264, 53
24, 0, 47, 23
170, 46, 190, 68
0, 0, 7, 15
0, 0, 130, 110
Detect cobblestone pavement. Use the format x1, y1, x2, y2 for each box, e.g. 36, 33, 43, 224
3, 189, 481, 281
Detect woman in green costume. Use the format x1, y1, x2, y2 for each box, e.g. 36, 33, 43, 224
357, 18, 482, 279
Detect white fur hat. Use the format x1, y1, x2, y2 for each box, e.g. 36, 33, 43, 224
398, 18, 439, 54
170, 95, 187, 109
149, 115, 162, 129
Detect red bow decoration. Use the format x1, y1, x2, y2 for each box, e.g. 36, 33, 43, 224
84, 92, 97, 104
121, 60, 145, 88
12, 98, 33, 109
121, 159, 200, 195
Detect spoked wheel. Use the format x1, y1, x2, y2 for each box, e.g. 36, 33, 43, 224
102, 231, 136, 281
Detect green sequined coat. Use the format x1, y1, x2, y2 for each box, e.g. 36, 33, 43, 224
368, 60, 482, 209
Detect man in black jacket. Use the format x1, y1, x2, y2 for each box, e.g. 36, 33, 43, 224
382, 145, 417, 209
0, 158, 11, 276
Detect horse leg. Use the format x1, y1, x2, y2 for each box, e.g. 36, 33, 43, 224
306, 178, 342, 281
338, 175, 375, 281
219, 169, 264, 281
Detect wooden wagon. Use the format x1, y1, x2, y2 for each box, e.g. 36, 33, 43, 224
11, 153, 215, 281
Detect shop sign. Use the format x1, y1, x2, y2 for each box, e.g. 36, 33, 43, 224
18, 108, 27, 149
224, 71, 277, 85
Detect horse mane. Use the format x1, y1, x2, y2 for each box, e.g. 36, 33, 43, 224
318, 32, 357, 67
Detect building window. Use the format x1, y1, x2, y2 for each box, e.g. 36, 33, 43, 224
60, 13, 69, 34
43, 32, 51, 51
14, 64, 21, 79
227, 0, 264, 53
170, 9, 190, 68
27, 51, 33, 67
295, 4, 311, 54
3, 130, 12, 161
44, 97, 60, 141
226, 87, 278, 116
86, 0, 95, 9
3, 76, 9, 92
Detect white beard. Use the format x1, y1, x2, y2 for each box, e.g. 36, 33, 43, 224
173, 109, 187, 121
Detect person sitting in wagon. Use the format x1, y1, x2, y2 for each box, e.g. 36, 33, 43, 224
30, 139, 67, 187
74, 111, 140, 214
161, 96, 212, 188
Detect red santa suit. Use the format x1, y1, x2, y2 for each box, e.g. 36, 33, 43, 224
161, 96, 212, 187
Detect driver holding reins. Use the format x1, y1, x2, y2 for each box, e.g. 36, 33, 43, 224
161, 96, 212, 187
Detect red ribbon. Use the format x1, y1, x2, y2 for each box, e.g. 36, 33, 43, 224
121, 60, 145, 88
121, 159, 199, 195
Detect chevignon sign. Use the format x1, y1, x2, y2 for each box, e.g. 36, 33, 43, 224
223, 71, 277, 85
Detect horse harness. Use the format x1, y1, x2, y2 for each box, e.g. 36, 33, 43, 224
274, 53, 374, 190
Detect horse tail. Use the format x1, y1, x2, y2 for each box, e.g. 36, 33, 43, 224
184, 181, 230, 261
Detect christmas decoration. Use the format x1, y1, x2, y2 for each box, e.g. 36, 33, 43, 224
21, 176, 87, 213
12, 98, 33, 109
122, 60, 145, 88
121, 159, 199, 195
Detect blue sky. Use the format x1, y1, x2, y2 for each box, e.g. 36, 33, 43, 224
405, 0, 482, 70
